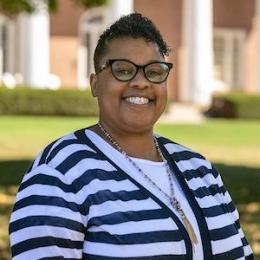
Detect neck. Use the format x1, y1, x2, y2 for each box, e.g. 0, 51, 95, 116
92, 122, 160, 162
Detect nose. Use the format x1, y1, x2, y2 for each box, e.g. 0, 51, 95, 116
128, 68, 150, 88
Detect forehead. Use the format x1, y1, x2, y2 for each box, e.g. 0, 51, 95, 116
101, 37, 164, 64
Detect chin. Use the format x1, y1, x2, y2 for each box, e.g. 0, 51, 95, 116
123, 118, 157, 133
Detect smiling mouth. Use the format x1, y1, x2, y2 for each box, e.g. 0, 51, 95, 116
124, 97, 150, 105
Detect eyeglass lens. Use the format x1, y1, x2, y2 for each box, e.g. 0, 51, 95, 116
111, 60, 171, 83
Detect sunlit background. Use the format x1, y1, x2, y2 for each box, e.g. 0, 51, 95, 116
0, 0, 260, 259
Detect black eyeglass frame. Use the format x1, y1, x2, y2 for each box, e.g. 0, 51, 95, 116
97, 59, 173, 84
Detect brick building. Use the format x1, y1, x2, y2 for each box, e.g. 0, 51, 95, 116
0, 0, 259, 105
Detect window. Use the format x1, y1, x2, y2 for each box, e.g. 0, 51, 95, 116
214, 29, 245, 89
0, 16, 16, 77
78, 7, 108, 88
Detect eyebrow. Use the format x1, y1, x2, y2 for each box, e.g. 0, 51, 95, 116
105, 58, 166, 65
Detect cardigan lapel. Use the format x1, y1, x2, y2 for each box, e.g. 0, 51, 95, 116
158, 137, 214, 259
75, 129, 194, 258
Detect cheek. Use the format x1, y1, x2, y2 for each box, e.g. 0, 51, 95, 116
96, 83, 120, 107
157, 87, 168, 105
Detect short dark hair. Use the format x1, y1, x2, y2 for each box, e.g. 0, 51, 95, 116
93, 13, 171, 73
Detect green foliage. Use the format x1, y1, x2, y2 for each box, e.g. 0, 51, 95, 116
0, 0, 34, 16
0, 0, 58, 16
206, 92, 260, 119
72, 0, 108, 8
0, 87, 98, 117
47, 0, 58, 12
0, 0, 107, 17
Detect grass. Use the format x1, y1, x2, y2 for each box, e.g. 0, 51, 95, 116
156, 120, 260, 167
0, 116, 260, 259
0, 116, 98, 159
1, 116, 260, 166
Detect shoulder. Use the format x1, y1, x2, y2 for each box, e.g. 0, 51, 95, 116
157, 135, 220, 181
28, 128, 98, 174
157, 135, 228, 203
156, 135, 206, 162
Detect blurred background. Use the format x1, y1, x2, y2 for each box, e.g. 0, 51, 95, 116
0, 0, 260, 259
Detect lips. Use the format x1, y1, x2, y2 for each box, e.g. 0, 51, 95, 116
124, 97, 150, 105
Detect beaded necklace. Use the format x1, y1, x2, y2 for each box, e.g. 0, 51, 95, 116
97, 122, 198, 248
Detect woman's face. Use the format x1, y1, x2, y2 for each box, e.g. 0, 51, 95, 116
90, 37, 168, 136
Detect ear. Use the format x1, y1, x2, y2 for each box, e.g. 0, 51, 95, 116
90, 73, 98, 97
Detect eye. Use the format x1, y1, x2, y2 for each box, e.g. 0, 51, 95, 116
145, 67, 165, 80
115, 68, 134, 75
146, 69, 164, 77
112, 61, 136, 78
145, 63, 169, 81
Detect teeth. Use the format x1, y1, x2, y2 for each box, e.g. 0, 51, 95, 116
125, 97, 149, 105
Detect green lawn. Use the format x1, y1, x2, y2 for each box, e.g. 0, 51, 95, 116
1, 116, 260, 165
156, 120, 260, 167
0, 116, 260, 259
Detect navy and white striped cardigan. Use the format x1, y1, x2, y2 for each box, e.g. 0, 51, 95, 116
9, 128, 254, 259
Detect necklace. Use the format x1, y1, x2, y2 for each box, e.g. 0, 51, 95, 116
97, 122, 198, 248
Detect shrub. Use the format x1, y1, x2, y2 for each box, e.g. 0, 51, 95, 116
0, 87, 98, 116
206, 92, 260, 119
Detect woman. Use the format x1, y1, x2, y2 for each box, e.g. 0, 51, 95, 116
10, 13, 253, 259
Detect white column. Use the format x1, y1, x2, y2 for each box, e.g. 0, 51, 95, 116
6, 20, 16, 74
255, 0, 260, 90
0, 17, 4, 81
19, 0, 49, 88
109, 0, 133, 22
181, 0, 214, 105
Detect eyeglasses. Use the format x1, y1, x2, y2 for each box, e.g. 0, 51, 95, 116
97, 59, 173, 84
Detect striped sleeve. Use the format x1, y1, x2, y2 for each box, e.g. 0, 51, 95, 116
9, 164, 86, 260
211, 166, 254, 259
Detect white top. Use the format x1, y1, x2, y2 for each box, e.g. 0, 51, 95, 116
86, 129, 203, 259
